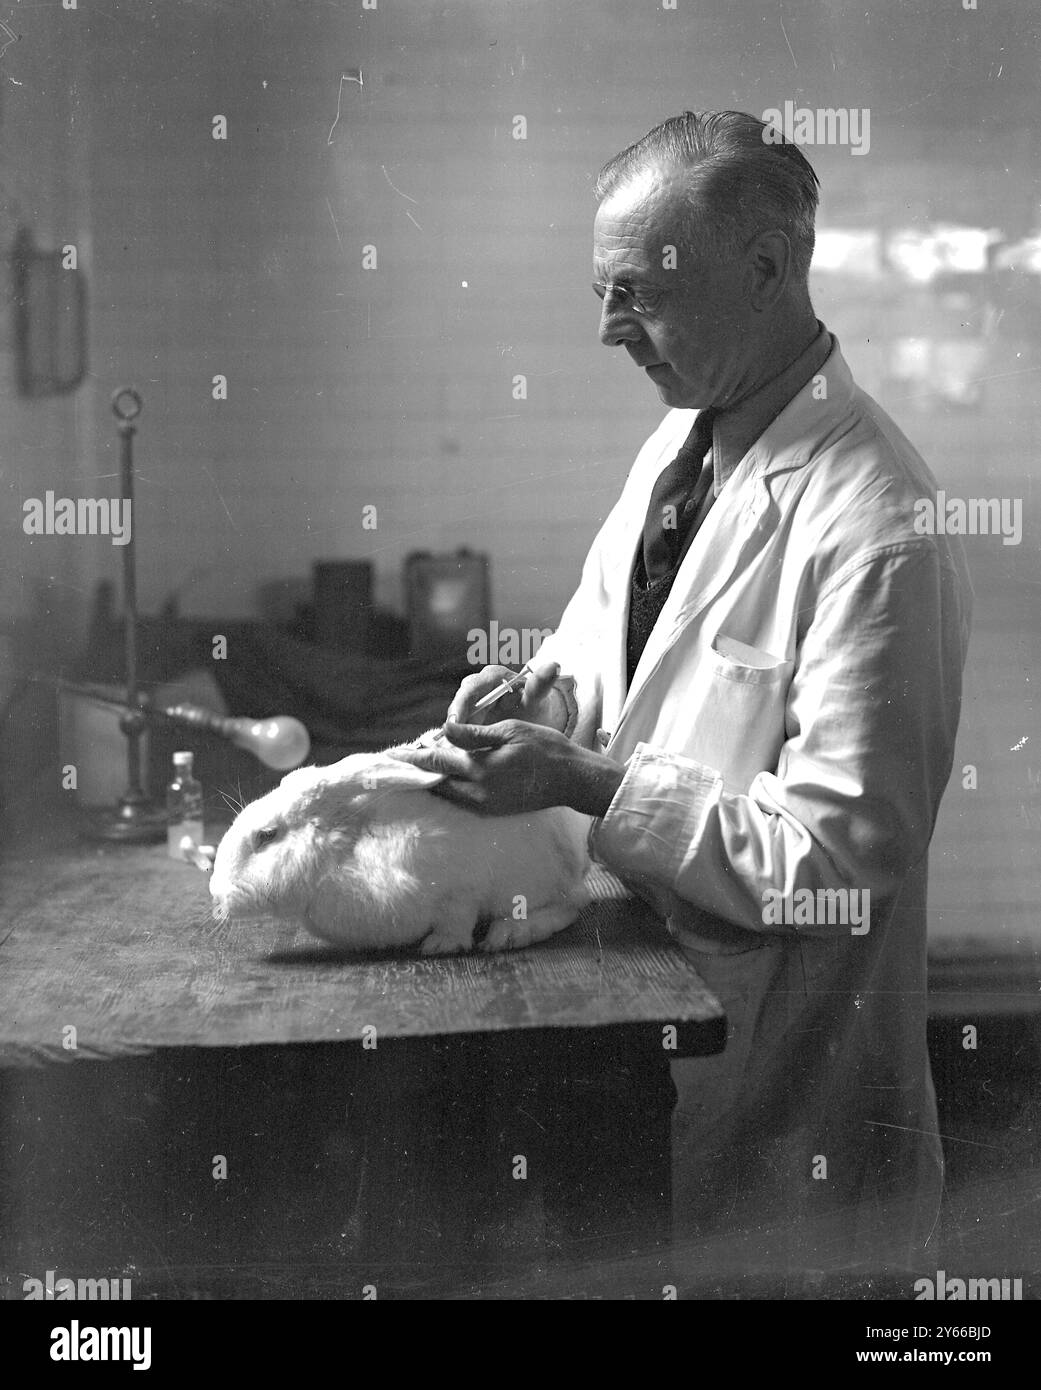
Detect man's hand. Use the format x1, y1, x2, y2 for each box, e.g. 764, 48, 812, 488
389, 719, 625, 817
447, 662, 567, 730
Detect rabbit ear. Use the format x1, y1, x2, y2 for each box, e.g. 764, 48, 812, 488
363, 755, 446, 791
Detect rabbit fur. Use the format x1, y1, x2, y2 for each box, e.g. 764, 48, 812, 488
209, 732, 593, 954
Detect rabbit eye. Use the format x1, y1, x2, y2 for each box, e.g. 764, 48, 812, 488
252, 825, 281, 852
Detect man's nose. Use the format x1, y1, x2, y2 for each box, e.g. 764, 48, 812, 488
598, 300, 643, 348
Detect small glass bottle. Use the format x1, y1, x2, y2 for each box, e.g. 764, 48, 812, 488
166, 750, 204, 860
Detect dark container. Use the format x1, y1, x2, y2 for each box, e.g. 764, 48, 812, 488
404, 549, 490, 659
312, 560, 374, 652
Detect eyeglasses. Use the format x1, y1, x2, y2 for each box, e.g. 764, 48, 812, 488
594, 235, 762, 317
591, 280, 658, 317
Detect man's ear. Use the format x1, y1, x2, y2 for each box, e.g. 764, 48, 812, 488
746, 228, 791, 310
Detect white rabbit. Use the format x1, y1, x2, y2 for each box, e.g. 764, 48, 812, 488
209, 733, 592, 954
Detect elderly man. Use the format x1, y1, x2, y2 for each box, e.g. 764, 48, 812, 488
396, 110, 972, 1274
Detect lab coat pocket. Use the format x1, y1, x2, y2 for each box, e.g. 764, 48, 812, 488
707, 633, 791, 681
696, 635, 793, 793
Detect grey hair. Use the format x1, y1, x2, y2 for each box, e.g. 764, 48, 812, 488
595, 110, 821, 286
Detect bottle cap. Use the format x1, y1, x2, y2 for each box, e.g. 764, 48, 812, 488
173, 750, 194, 767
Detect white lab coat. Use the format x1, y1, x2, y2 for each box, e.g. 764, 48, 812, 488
537, 339, 972, 1270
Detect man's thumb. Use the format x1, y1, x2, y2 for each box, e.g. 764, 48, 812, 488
524, 661, 560, 703
440, 720, 508, 749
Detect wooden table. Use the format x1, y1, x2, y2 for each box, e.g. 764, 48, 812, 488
0, 826, 725, 1299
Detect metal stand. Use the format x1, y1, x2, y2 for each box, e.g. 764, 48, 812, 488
85, 388, 168, 843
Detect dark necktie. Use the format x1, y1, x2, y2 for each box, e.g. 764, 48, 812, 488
640, 407, 718, 583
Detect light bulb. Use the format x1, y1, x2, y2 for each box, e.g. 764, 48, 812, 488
226, 716, 311, 770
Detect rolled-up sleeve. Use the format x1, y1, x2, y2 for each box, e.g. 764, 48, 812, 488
590, 542, 969, 937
